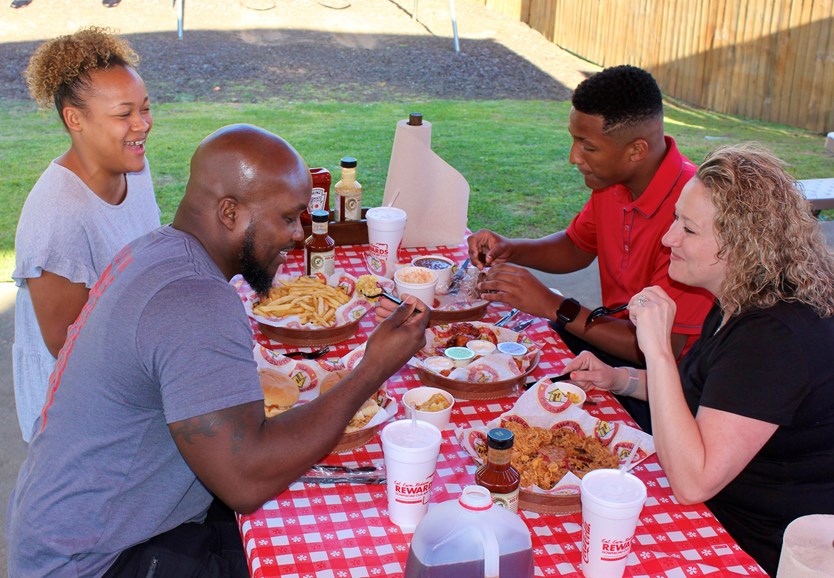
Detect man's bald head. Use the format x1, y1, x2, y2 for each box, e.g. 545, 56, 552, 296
184, 123, 308, 208
173, 124, 312, 282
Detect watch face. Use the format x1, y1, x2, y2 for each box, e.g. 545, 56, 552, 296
558, 298, 582, 323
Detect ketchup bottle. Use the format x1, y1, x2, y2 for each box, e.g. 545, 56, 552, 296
302, 168, 332, 225
475, 428, 520, 513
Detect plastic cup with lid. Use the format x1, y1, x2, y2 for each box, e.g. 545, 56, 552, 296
580, 468, 647, 578
380, 419, 443, 532
366, 206, 407, 279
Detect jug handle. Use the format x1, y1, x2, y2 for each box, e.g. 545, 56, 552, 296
478, 523, 500, 578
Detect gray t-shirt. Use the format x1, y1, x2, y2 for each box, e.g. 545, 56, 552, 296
7, 226, 263, 577
12, 161, 161, 442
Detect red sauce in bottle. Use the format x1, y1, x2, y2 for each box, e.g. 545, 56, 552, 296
474, 428, 520, 513
304, 210, 335, 276
302, 168, 331, 225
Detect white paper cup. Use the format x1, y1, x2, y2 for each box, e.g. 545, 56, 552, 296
394, 266, 438, 308
380, 419, 442, 532
580, 468, 647, 578
366, 206, 407, 279
402, 386, 455, 430
411, 255, 455, 294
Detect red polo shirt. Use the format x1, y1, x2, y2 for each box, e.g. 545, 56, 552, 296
566, 137, 714, 354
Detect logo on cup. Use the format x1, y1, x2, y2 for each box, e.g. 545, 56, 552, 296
582, 520, 591, 563
394, 476, 434, 505
367, 243, 390, 276
600, 537, 632, 561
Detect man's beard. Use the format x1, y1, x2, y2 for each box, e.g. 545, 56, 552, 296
240, 224, 273, 296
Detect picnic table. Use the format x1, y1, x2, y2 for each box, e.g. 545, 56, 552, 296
235, 241, 766, 577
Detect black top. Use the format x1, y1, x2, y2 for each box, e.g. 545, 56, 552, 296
678, 301, 834, 576
487, 428, 514, 450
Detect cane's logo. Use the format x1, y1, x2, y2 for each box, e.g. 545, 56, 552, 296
260, 347, 293, 368
614, 441, 647, 465
499, 415, 530, 428
539, 384, 572, 413
594, 419, 619, 446
552, 420, 582, 434
291, 365, 317, 392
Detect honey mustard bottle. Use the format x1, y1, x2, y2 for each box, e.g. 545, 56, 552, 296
304, 209, 335, 276
333, 157, 363, 222
475, 427, 520, 513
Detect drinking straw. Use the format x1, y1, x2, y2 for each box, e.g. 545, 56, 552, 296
386, 189, 401, 207
619, 443, 639, 478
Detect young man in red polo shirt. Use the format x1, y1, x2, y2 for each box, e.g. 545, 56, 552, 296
468, 65, 714, 432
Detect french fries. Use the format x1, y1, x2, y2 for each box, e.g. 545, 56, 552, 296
253, 276, 351, 327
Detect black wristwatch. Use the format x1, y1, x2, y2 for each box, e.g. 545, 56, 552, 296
556, 298, 581, 327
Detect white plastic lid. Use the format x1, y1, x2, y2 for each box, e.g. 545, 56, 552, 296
497, 341, 527, 356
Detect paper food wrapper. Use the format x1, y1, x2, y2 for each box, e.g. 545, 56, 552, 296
409, 322, 539, 380
457, 378, 655, 496
239, 270, 394, 330
253, 342, 394, 431
382, 118, 470, 248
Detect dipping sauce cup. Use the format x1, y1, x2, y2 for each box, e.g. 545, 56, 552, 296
395, 266, 438, 308
444, 346, 475, 367
403, 386, 455, 430
412, 255, 455, 294
498, 341, 528, 357
466, 339, 496, 357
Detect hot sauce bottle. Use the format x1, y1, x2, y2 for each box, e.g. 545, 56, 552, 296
304, 209, 335, 276
333, 157, 363, 222
475, 427, 520, 513
302, 167, 332, 225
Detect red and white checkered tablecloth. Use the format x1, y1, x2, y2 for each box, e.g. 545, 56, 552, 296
237, 243, 766, 577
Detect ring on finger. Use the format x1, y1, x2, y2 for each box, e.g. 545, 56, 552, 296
635, 295, 649, 307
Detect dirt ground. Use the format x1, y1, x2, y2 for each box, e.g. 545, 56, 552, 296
0, 0, 599, 103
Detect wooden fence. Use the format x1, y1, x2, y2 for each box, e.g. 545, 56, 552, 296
477, 0, 834, 133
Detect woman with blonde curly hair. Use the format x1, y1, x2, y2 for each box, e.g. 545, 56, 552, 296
564, 143, 834, 575
13, 27, 160, 442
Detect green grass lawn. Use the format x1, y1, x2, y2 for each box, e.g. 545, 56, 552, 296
1, 97, 831, 281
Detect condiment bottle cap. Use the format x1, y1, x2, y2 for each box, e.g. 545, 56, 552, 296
487, 427, 514, 450
340, 157, 357, 168
408, 113, 423, 126
311, 209, 329, 222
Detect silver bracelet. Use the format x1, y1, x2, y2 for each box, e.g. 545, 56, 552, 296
613, 367, 639, 397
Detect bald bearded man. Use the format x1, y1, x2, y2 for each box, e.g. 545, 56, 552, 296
6, 125, 430, 578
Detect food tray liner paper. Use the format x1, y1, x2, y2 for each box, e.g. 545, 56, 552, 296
409, 322, 539, 382
253, 342, 394, 433
239, 269, 394, 329
457, 378, 655, 496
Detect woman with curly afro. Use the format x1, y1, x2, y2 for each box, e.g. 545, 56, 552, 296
565, 143, 834, 574
13, 27, 160, 442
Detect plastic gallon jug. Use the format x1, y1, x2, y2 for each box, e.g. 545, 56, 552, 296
403, 485, 534, 577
